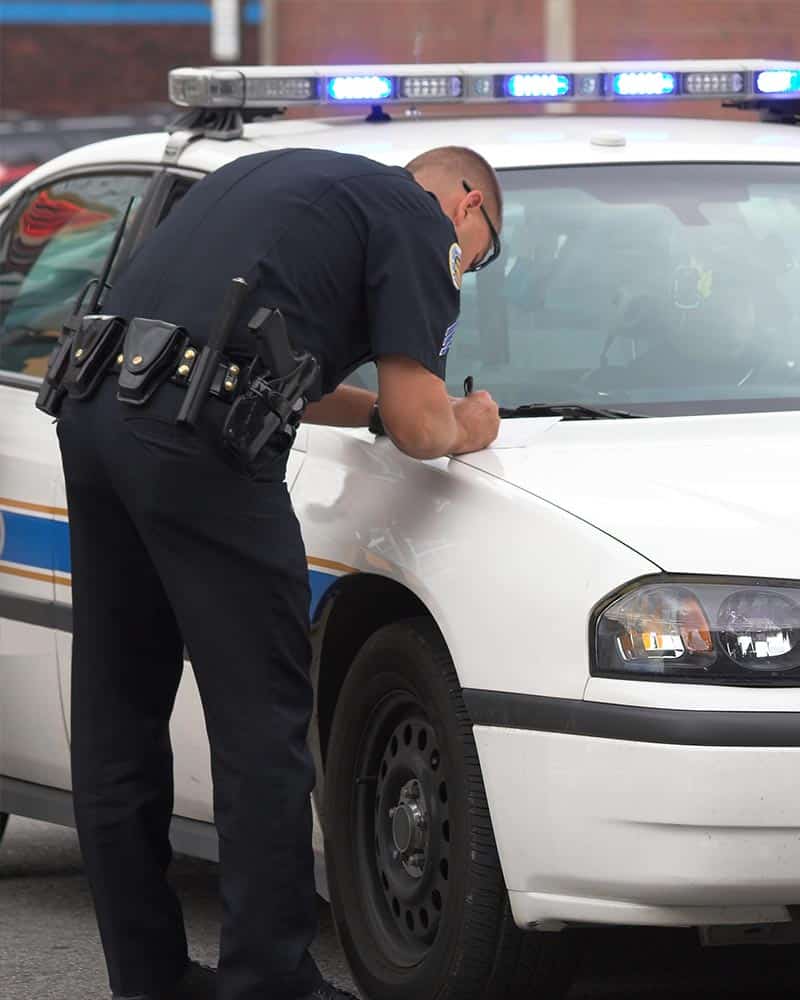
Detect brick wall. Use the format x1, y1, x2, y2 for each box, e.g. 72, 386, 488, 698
574, 0, 800, 119
280, 0, 545, 64
576, 0, 800, 62
0, 25, 261, 117
2, 0, 800, 117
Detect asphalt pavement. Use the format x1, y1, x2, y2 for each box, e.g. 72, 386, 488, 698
4, 816, 800, 999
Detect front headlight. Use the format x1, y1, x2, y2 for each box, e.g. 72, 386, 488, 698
592, 577, 800, 684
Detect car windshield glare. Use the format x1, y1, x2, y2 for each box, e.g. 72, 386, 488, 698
447, 163, 800, 417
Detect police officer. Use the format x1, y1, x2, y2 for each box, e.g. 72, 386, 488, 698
55, 144, 502, 1000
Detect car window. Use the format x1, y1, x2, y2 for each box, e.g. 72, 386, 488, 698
350, 163, 800, 417
159, 176, 195, 222
0, 173, 150, 378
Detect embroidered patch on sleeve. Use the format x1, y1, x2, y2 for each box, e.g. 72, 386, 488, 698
448, 243, 463, 290
439, 321, 458, 357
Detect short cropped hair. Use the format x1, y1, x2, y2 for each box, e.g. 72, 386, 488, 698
405, 146, 503, 230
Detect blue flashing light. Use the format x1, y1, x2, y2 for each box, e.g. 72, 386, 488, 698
328, 75, 393, 102
755, 69, 800, 95
505, 73, 571, 99
613, 71, 676, 97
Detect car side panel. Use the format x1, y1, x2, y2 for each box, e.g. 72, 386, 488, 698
0, 385, 70, 788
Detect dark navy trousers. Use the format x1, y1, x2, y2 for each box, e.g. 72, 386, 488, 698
56, 377, 323, 1000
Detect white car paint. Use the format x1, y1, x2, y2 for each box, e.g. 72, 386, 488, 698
0, 390, 69, 790
456, 410, 800, 581
2, 107, 800, 933
293, 426, 655, 702
479, 728, 800, 929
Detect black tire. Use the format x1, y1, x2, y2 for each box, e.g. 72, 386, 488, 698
324, 618, 574, 1000
0, 813, 8, 846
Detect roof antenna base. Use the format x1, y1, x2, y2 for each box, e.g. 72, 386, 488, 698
365, 104, 391, 123
167, 107, 246, 141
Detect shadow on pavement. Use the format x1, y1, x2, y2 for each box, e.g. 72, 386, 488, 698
568, 924, 800, 998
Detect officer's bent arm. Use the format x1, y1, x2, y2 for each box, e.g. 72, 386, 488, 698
303, 385, 377, 427
376, 356, 488, 459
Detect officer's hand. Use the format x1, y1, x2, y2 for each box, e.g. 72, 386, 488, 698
450, 391, 500, 453
376, 356, 498, 459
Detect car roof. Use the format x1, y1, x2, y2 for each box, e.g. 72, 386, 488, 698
230, 113, 800, 171
5, 112, 800, 204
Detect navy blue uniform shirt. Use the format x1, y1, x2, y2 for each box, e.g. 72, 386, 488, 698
104, 148, 462, 396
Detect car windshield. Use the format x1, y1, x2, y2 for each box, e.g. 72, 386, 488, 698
449, 163, 800, 416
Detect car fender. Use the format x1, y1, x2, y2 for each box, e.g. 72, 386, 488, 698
294, 425, 659, 703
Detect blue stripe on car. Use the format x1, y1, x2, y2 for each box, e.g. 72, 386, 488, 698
0, 510, 71, 574
1, 508, 338, 613
308, 569, 337, 619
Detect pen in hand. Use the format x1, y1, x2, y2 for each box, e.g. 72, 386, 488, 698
463, 375, 474, 396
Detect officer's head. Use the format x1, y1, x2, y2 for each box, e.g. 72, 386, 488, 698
405, 146, 503, 274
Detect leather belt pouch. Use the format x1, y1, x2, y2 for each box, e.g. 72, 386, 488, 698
117, 318, 187, 406
37, 331, 75, 414
63, 314, 126, 401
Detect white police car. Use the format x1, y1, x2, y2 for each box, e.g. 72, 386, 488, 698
3, 59, 800, 999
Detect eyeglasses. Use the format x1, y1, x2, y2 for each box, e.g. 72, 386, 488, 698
462, 179, 501, 272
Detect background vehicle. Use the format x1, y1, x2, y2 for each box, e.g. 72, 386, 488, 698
2, 60, 800, 1000
0, 110, 173, 193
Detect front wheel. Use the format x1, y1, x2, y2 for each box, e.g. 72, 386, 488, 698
324, 618, 573, 1000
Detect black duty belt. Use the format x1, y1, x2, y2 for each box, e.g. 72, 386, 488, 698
43, 312, 245, 410
37, 281, 321, 473
105, 341, 245, 405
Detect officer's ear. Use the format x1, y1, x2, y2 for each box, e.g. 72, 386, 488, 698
455, 186, 484, 226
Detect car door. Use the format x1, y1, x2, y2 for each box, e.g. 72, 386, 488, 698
42, 166, 170, 736
14, 163, 309, 825
0, 170, 151, 791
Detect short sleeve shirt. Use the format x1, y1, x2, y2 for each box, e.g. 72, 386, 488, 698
104, 148, 462, 396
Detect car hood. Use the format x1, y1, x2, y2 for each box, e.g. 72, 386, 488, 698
453, 410, 800, 579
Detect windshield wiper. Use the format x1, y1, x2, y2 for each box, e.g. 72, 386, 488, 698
499, 402, 646, 420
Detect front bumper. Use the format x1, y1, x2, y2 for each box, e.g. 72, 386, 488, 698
466, 690, 800, 930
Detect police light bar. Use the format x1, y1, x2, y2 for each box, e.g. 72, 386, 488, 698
755, 69, 800, 95
168, 60, 800, 110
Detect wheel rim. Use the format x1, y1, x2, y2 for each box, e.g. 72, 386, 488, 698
353, 692, 451, 964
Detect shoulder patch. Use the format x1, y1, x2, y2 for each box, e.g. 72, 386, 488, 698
448, 242, 463, 290
439, 320, 458, 357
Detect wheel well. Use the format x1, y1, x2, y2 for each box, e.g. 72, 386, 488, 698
314, 573, 431, 763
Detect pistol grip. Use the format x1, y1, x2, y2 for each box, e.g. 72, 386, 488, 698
248, 307, 296, 378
